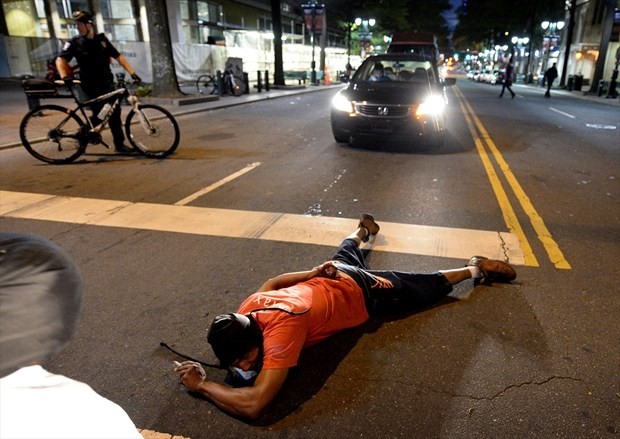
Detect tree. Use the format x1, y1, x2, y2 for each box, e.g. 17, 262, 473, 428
452, 0, 565, 51
270, 0, 285, 86
324, 0, 452, 51
144, 0, 183, 97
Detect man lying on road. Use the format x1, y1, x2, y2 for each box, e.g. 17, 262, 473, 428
174, 214, 516, 419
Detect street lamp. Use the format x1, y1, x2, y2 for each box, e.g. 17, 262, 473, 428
302, 1, 325, 85
511, 36, 530, 76
541, 20, 565, 74
355, 17, 375, 58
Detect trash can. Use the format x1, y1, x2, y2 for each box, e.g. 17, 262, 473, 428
567, 75, 574, 91
22, 78, 58, 110
573, 74, 583, 91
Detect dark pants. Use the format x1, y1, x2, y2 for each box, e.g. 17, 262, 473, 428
330, 239, 453, 313
83, 82, 125, 147
545, 79, 554, 97
500, 81, 515, 97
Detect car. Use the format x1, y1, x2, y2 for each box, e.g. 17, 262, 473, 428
387, 32, 440, 64
330, 54, 456, 147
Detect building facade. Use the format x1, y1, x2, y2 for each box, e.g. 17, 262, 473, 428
0, 0, 355, 82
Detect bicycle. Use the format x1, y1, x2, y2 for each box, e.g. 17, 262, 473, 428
223, 68, 246, 96
195, 72, 217, 95
19, 78, 180, 164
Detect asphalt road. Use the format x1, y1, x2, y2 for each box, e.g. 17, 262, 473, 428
1, 79, 619, 438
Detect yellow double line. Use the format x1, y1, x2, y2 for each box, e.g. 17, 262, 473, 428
454, 87, 570, 269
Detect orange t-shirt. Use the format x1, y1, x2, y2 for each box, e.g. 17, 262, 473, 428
237, 274, 369, 369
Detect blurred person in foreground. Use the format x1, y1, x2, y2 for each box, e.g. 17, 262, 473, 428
0, 233, 141, 439
174, 214, 517, 420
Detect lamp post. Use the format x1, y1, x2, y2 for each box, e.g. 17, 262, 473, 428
302, 1, 325, 85
511, 36, 530, 76
541, 20, 565, 75
355, 17, 375, 58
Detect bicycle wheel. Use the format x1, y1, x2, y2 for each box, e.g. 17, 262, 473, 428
19, 104, 87, 164
231, 75, 246, 96
196, 74, 216, 95
125, 104, 180, 158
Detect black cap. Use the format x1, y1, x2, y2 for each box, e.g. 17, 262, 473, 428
72, 10, 94, 23
0, 233, 83, 378
207, 313, 262, 367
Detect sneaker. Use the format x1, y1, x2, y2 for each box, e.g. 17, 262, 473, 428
115, 144, 136, 154
359, 213, 380, 242
467, 256, 516, 283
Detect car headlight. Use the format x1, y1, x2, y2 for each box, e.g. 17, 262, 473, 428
332, 92, 354, 113
415, 95, 446, 117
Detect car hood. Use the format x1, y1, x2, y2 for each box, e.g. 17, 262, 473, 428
345, 82, 432, 104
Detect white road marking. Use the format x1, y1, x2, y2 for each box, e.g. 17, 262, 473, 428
174, 162, 262, 206
0, 190, 525, 264
549, 107, 575, 118
585, 123, 617, 130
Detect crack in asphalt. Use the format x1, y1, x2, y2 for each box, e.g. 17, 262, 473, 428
334, 374, 583, 401
498, 231, 511, 262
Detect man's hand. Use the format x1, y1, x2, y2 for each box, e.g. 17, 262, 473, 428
313, 261, 337, 279
131, 73, 142, 83
175, 361, 206, 392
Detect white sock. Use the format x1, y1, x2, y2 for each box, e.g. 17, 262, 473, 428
468, 266, 481, 278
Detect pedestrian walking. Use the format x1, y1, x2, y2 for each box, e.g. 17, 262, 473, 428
56, 10, 141, 153
174, 214, 517, 419
544, 63, 558, 98
499, 58, 516, 99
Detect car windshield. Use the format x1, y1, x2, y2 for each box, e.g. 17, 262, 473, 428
355, 59, 436, 84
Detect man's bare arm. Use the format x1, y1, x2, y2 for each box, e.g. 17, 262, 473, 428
176, 363, 288, 419
55, 57, 73, 79
116, 54, 137, 77
256, 262, 336, 292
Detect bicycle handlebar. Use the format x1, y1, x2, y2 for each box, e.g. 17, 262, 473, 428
54, 78, 81, 86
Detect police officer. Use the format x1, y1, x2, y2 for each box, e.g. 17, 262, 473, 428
56, 10, 141, 153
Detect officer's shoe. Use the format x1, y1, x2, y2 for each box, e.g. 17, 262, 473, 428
359, 213, 380, 242
115, 144, 136, 154
467, 256, 516, 283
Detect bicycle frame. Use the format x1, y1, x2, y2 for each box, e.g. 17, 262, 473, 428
57, 81, 127, 133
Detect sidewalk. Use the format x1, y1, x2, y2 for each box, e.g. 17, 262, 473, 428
521, 82, 620, 106
0, 79, 342, 150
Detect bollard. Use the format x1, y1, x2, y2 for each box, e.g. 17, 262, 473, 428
257, 70, 262, 92
597, 80, 606, 97
243, 72, 249, 94
265, 70, 270, 91
216, 70, 223, 96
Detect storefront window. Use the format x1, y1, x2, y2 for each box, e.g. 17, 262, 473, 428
3, 0, 45, 37
103, 24, 138, 42
100, 0, 134, 19
180, 0, 223, 44
55, 0, 90, 19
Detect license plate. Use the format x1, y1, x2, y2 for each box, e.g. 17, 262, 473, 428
371, 121, 393, 132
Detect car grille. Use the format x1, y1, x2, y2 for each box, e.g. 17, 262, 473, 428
355, 104, 411, 118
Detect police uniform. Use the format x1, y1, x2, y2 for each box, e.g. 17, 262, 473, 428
58, 34, 126, 148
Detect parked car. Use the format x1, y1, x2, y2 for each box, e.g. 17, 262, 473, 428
330, 54, 456, 147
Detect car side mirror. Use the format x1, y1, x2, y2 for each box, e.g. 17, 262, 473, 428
444, 77, 456, 86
